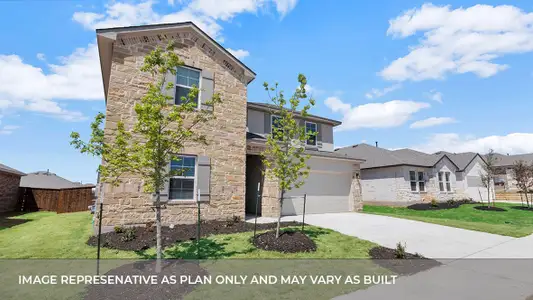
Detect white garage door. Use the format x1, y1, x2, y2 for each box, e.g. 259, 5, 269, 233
281, 158, 354, 216
466, 175, 489, 201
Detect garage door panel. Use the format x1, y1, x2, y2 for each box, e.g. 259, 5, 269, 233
286, 172, 352, 197
282, 196, 350, 216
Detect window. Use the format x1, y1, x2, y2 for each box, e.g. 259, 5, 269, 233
418, 171, 425, 192
175, 66, 200, 106
410, 170, 425, 192
445, 172, 451, 192
271, 115, 283, 140
438, 172, 444, 191
409, 171, 417, 192
305, 122, 317, 146
169, 156, 196, 200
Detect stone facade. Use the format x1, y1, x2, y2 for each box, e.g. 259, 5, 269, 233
0, 172, 21, 213
101, 29, 248, 226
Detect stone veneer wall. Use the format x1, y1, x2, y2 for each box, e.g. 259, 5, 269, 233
101, 32, 248, 226
0, 172, 21, 213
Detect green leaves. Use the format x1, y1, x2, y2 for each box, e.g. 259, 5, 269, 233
261, 74, 316, 193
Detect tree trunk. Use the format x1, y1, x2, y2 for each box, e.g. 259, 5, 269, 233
526, 192, 530, 209
155, 191, 162, 273
487, 185, 491, 208
276, 189, 285, 238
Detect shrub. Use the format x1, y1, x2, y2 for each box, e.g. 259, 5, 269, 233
225, 215, 241, 227
114, 226, 124, 234
121, 228, 136, 242
395, 242, 407, 259
430, 199, 439, 207
446, 199, 456, 206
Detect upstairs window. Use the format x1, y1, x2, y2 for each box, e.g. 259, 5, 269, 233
175, 66, 200, 106
305, 121, 317, 146
169, 156, 196, 200
271, 115, 283, 140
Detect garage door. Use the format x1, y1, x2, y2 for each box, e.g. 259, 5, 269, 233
281, 158, 354, 216
466, 175, 489, 201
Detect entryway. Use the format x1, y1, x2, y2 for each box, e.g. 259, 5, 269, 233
245, 155, 264, 216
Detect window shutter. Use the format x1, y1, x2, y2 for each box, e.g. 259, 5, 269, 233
200, 70, 214, 111
197, 156, 211, 201
158, 162, 171, 203
264, 113, 271, 135
317, 123, 323, 148
163, 70, 177, 105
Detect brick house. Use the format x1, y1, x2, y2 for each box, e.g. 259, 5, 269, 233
96, 22, 363, 226
0, 163, 25, 213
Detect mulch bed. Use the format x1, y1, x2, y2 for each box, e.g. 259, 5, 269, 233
369, 246, 441, 275
407, 199, 475, 211
84, 260, 207, 300
88, 220, 302, 251
253, 230, 317, 253
511, 206, 533, 212
473, 206, 507, 212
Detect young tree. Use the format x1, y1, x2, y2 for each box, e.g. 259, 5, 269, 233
261, 74, 316, 238
512, 160, 533, 208
480, 149, 498, 208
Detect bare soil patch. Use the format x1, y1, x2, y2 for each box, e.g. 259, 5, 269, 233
473, 206, 507, 212
253, 230, 317, 253
87, 220, 301, 251
84, 260, 206, 300
369, 246, 441, 275
510, 206, 533, 212
407, 200, 476, 211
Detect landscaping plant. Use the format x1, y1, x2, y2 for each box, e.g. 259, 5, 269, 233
261, 74, 316, 238
480, 149, 498, 208
395, 242, 407, 259
512, 160, 533, 208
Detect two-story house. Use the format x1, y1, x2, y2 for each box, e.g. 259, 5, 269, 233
95, 22, 363, 226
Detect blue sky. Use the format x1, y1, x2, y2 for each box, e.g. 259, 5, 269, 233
1, 0, 533, 184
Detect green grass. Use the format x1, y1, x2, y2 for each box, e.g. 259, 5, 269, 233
0, 212, 386, 300
363, 202, 533, 237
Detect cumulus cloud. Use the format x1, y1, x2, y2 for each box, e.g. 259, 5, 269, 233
227, 48, 250, 59
412, 133, 533, 154
365, 84, 402, 99
381, 4, 533, 81
410, 117, 456, 129
325, 97, 430, 131
0, 43, 100, 121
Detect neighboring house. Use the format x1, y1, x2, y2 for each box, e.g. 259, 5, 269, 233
335, 144, 493, 205
492, 153, 533, 191
96, 22, 364, 226
19, 170, 95, 213
0, 163, 25, 213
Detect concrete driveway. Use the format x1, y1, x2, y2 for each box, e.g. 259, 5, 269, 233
278, 212, 531, 259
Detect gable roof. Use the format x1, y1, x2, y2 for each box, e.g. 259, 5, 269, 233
20, 171, 94, 190
0, 163, 25, 176
336, 144, 476, 170
247, 102, 342, 126
96, 21, 256, 101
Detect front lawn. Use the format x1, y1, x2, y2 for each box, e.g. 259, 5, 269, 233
363, 202, 533, 237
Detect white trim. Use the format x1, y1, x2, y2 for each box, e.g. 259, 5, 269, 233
175, 65, 202, 109
305, 121, 318, 147
168, 154, 198, 202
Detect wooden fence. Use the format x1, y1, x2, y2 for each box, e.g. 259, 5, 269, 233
18, 186, 94, 213
495, 192, 533, 201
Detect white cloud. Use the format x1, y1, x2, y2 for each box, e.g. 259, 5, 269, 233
381, 4, 533, 81
365, 83, 402, 99
36, 53, 46, 61
412, 133, 533, 154
410, 117, 456, 129
0, 125, 20, 135
227, 48, 250, 59
325, 97, 430, 131
427, 90, 443, 103
0, 43, 100, 121
73, 0, 298, 41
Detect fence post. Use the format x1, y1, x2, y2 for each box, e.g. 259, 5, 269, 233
253, 182, 261, 240
196, 189, 201, 259
96, 201, 103, 275
302, 194, 307, 232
